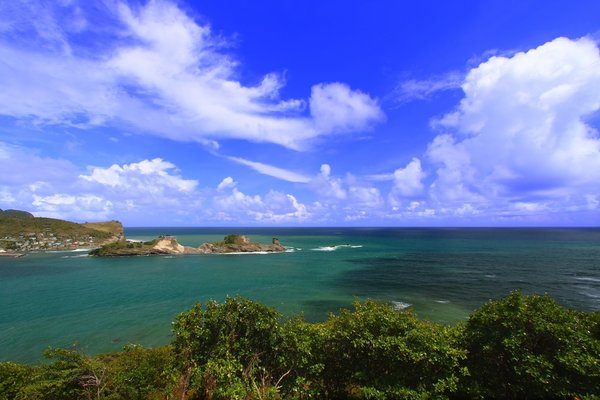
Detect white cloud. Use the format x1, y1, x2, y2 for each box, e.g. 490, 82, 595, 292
426, 36, 600, 217
394, 71, 463, 103
0, 1, 383, 150
80, 158, 198, 193
309, 82, 384, 133
213, 188, 263, 212
32, 194, 113, 221
227, 156, 310, 183
217, 176, 236, 191
252, 192, 310, 223
309, 164, 347, 200
389, 158, 426, 202
210, 185, 310, 223
349, 186, 383, 208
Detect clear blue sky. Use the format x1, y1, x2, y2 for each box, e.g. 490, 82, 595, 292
1, 0, 600, 226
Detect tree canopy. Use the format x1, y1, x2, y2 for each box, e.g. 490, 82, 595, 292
1, 291, 598, 400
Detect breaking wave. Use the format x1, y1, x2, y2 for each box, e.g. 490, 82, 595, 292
391, 301, 411, 311
311, 244, 363, 252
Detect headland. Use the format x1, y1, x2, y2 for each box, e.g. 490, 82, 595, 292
0, 209, 123, 253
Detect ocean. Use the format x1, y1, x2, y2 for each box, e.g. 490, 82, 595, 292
1, 227, 599, 364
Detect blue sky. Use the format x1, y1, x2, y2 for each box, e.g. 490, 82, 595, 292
1, 0, 600, 226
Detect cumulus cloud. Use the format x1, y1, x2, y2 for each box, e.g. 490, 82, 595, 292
309, 164, 347, 200
310, 82, 384, 133
210, 184, 310, 223
252, 192, 310, 223
349, 186, 383, 208
0, 149, 203, 222
0, 0, 383, 150
390, 158, 426, 201
426, 36, 600, 219
80, 158, 197, 194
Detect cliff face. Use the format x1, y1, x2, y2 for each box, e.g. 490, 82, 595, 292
90, 235, 286, 257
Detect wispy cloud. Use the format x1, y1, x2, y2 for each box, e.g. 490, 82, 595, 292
227, 156, 311, 183
0, 0, 384, 150
393, 71, 463, 103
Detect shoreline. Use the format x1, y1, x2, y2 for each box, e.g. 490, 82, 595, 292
0, 252, 25, 258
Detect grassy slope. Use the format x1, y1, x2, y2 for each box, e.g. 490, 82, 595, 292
0, 210, 123, 241
82, 221, 124, 236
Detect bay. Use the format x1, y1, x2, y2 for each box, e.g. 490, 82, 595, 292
1, 227, 599, 364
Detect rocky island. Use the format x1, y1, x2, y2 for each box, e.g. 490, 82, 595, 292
89, 234, 285, 257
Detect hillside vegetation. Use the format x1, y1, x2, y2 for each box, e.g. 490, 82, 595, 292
88, 239, 161, 257
0, 209, 123, 251
81, 221, 124, 236
1, 291, 598, 400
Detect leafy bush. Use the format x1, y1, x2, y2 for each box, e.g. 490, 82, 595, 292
223, 234, 245, 245
11, 348, 95, 400
320, 300, 466, 399
172, 296, 286, 399
0, 362, 32, 400
1, 293, 598, 399
461, 290, 600, 399
102, 345, 175, 400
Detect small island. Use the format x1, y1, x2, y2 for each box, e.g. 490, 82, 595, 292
89, 234, 285, 257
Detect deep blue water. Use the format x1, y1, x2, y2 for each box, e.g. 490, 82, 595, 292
1, 227, 599, 363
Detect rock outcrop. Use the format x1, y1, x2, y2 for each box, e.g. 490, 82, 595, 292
196, 237, 285, 254
89, 235, 285, 257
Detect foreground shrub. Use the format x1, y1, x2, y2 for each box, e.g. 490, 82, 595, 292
2, 293, 598, 399
172, 296, 286, 399
9, 348, 99, 400
102, 344, 175, 400
0, 362, 32, 400
320, 300, 466, 399
461, 290, 600, 399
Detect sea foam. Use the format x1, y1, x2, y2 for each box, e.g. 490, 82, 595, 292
311, 244, 363, 251
391, 301, 411, 311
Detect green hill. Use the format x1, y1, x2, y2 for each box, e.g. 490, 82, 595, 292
0, 209, 34, 218
0, 209, 123, 251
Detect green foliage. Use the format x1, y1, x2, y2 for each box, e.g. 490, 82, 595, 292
102, 344, 175, 400
13, 347, 94, 400
0, 362, 32, 400
461, 290, 600, 399
320, 300, 465, 399
223, 234, 244, 245
89, 240, 155, 256
81, 221, 124, 236
2, 293, 598, 399
0, 209, 118, 248
0, 209, 34, 218
173, 296, 286, 399
278, 316, 327, 398
0, 239, 18, 250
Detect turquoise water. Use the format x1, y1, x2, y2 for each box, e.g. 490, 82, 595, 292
1, 228, 599, 363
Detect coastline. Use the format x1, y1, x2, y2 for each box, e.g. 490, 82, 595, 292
0, 251, 25, 258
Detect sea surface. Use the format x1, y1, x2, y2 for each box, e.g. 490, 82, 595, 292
1, 227, 599, 364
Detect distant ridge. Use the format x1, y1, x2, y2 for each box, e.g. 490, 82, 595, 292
0, 209, 34, 218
